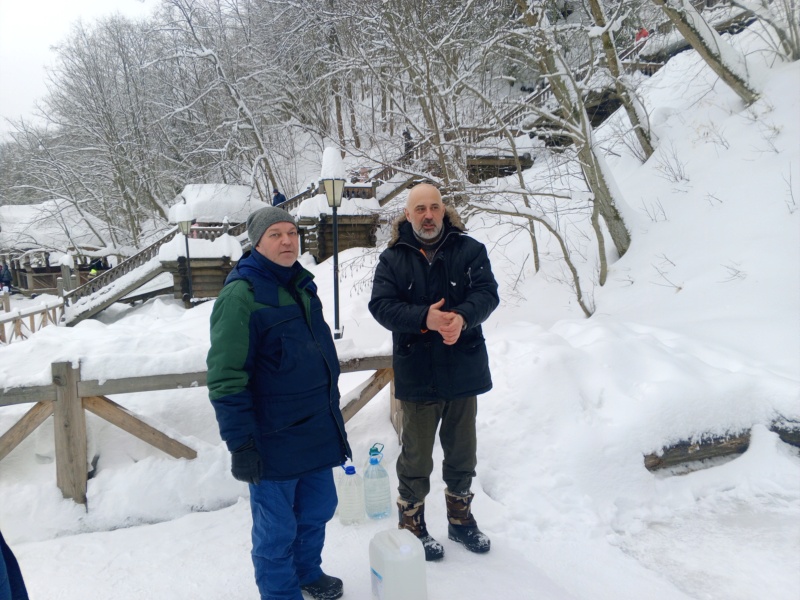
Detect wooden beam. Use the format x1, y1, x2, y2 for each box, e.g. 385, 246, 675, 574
340, 355, 392, 373
52, 361, 88, 505
0, 401, 54, 461
78, 371, 207, 397
341, 368, 393, 423
466, 156, 533, 167
83, 395, 197, 460
0, 384, 58, 407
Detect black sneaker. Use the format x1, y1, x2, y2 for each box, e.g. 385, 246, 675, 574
448, 523, 491, 553
300, 573, 343, 600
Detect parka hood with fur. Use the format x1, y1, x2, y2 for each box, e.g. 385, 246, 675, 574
388, 204, 466, 247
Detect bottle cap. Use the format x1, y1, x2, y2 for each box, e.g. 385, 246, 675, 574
369, 456, 379, 465
344, 465, 356, 475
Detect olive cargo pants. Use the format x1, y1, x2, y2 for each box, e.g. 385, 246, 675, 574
396, 396, 478, 504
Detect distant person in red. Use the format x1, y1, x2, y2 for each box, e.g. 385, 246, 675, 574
636, 27, 650, 42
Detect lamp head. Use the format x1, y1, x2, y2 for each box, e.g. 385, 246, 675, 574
322, 178, 345, 208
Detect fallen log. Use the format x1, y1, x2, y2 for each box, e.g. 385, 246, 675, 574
644, 419, 800, 471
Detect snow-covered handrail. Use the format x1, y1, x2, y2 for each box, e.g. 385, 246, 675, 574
63, 228, 181, 307
187, 221, 247, 242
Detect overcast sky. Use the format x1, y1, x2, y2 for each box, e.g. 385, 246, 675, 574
0, 0, 160, 138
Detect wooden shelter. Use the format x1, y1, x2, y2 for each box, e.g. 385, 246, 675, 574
298, 214, 380, 262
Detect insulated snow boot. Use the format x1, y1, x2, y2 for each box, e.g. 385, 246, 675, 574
300, 573, 343, 600
397, 498, 445, 561
445, 490, 491, 554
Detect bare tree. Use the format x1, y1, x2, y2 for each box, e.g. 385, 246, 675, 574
161, 0, 282, 200
652, 0, 760, 105
18, 16, 182, 249
731, 0, 800, 61
513, 0, 632, 259
586, 0, 657, 159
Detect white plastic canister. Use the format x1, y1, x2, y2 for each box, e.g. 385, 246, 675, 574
369, 528, 427, 600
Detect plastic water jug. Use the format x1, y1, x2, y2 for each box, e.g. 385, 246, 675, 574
364, 445, 392, 519
369, 528, 427, 600
337, 465, 365, 525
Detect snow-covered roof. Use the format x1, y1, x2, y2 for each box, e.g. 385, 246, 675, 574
168, 184, 270, 225
295, 193, 381, 219
0, 199, 107, 253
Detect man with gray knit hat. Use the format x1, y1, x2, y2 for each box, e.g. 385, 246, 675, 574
208, 205, 351, 600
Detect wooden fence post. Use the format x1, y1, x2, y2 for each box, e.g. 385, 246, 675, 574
52, 361, 88, 505
60, 264, 72, 292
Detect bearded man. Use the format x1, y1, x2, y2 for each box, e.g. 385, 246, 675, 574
368, 183, 499, 561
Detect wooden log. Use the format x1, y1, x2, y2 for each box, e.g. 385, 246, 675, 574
644, 419, 800, 472
771, 419, 800, 448
341, 368, 393, 423
83, 395, 196, 460
644, 431, 751, 471
52, 361, 88, 504
0, 401, 54, 461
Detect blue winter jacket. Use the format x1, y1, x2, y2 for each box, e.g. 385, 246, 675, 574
369, 208, 499, 402
206, 249, 351, 480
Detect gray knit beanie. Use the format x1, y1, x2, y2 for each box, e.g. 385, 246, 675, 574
246, 206, 297, 247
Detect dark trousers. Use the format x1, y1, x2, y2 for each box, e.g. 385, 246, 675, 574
0, 530, 28, 600
249, 469, 337, 600
396, 397, 477, 504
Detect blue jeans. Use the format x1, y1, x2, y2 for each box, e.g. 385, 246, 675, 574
0, 530, 28, 600
249, 469, 337, 600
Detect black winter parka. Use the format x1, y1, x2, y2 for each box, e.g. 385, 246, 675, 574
369, 209, 499, 402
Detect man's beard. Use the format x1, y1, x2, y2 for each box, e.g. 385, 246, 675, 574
413, 220, 442, 241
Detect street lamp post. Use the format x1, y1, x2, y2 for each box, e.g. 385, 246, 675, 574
175, 203, 195, 304
322, 176, 345, 339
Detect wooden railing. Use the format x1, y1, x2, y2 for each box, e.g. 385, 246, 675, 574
0, 293, 64, 344
63, 228, 180, 308
0, 355, 394, 506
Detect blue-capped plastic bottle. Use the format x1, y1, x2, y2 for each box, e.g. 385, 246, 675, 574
364, 443, 392, 519
338, 465, 365, 525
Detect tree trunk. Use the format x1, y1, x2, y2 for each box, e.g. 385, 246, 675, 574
652, 0, 760, 105
587, 0, 656, 159
515, 0, 632, 256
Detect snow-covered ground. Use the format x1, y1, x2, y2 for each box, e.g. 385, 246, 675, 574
1, 25, 798, 600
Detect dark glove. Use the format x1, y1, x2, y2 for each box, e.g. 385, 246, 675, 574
231, 440, 261, 485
